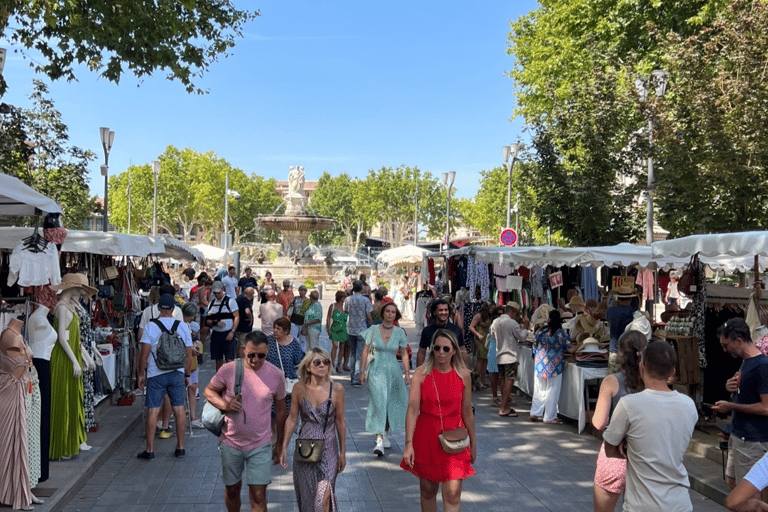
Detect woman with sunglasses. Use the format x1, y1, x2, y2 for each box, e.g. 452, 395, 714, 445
401, 329, 476, 512
280, 348, 346, 512
360, 301, 411, 456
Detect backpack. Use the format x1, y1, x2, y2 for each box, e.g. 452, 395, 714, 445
151, 319, 186, 371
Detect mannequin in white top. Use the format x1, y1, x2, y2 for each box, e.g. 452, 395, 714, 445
28, 305, 57, 361
54, 288, 95, 451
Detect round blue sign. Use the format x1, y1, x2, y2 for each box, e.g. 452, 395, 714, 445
500, 229, 517, 246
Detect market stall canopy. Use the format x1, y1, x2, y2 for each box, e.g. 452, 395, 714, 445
377, 245, 430, 266
192, 243, 227, 264
652, 231, 768, 259
0, 174, 62, 216
0, 228, 203, 263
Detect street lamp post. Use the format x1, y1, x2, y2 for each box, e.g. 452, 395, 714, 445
413, 173, 419, 245
635, 69, 668, 245
502, 143, 520, 229
151, 161, 160, 236
127, 173, 132, 233
441, 172, 456, 252
99, 127, 115, 232
223, 171, 240, 252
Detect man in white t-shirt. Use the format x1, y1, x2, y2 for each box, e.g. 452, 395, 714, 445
222, 266, 238, 299
206, 281, 239, 370
726, 452, 768, 510
603, 340, 698, 512
137, 294, 194, 460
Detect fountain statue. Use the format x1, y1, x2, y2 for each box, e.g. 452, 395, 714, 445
256, 166, 335, 263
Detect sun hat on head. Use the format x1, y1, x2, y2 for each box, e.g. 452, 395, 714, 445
51, 273, 98, 296
505, 301, 521, 311
614, 285, 636, 299
567, 296, 585, 311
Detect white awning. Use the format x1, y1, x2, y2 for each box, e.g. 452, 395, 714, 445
652, 232, 768, 259
0, 174, 62, 216
377, 245, 430, 266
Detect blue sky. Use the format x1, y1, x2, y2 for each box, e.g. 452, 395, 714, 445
1, 0, 537, 200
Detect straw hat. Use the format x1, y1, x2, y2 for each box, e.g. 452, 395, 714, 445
505, 301, 521, 311
576, 337, 608, 354
51, 273, 97, 296
568, 296, 585, 311
614, 285, 636, 299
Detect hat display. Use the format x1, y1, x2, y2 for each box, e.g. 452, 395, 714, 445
567, 296, 585, 310
158, 294, 176, 310
505, 301, 521, 311
211, 281, 225, 293
51, 273, 98, 297
614, 285, 636, 299
576, 337, 608, 354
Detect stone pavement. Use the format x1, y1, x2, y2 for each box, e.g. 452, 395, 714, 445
56, 302, 727, 512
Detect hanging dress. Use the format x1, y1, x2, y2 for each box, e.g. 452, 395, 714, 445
0, 347, 33, 509
50, 311, 86, 459
23, 349, 42, 489
76, 303, 96, 430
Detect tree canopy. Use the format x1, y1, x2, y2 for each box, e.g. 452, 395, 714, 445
0, 0, 259, 95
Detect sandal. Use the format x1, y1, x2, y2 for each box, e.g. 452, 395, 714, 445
491, 398, 502, 407
499, 409, 518, 417
530, 415, 541, 422
543, 419, 563, 424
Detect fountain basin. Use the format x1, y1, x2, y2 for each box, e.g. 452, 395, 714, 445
257, 214, 335, 263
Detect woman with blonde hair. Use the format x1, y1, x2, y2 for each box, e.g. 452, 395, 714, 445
281, 347, 346, 512
401, 329, 476, 512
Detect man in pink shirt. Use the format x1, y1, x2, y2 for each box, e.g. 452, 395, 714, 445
204, 331, 287, 512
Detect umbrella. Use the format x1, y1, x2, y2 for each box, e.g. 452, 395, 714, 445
0, 174, 62, 216
377, 245, 429, 266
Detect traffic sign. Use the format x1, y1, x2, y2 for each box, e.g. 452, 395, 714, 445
500, 229, 517, 246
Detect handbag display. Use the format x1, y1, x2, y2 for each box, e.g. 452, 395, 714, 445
202, 358, 244, 437
678, 255, 699, 296
275, 339, 300, 395
432, 371, 470, 455
295, 384, 332, 463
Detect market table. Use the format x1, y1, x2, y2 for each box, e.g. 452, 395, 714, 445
516, 349, 607, 433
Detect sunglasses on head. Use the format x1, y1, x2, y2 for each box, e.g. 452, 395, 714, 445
433, 345, 452, 353
312, 358, 331, 367
246, 352, 267, 360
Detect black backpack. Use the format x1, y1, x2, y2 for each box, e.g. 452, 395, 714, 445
151, 319, 186, 371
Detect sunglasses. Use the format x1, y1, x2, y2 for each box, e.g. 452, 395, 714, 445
312, 358, 331, 367
433, 345, 452, 353
246, 352, 267, 360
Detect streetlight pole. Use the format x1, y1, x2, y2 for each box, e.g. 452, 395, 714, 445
224, 171, 229, 252
635, 69, 668, 246
441, 172, 456, 252
502, 143, 520, 229
514, 192, 520, 246
413, 172, 419, 245
99, 127, 114, 232
151, 161, 160, 236
127, 173, 132, 233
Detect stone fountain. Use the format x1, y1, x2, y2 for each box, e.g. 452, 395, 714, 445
256, 166, 335, 263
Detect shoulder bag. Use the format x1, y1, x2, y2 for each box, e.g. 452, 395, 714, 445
290, 297, 305, 325
295, 384, 332, 463
202, 358, 244, 437
432, 370, 470, 454
678, 255, 699, 296
275, 339, 300, 394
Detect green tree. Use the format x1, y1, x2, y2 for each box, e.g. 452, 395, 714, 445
653, 0, 768, 236
0, 80, 96, 228
309, 172, 372, 249
1, 1, 259, 95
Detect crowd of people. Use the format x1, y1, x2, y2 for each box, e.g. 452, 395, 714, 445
131, 262, 768, 512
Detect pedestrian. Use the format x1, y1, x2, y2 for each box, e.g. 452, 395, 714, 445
280, 348, 346, 512
326, 290, 349, 373
603, 340, 697, 511
489, 301, 530, 418
259, 289, 283, 337
360, 301, 411, 455
468, 301, 494, 388
711, 318, 768, 491
530, 309, 574, 424
267, 317, 304, 438
485, 305, 505, 407
222, 266, 238, 299
137, 294, 194, 460
235, 286, 256, 359
181, 302, 205, 429
371, 289, 385, 325
401, 329, 476, 512
591, 330, 647, 512
302, 290, 323, 351
237, 267, 258, 296
416, 298, 466, 367
605, 285, 638, 373
289, 285, 309, 339
206, 281, 239, 371
276, 279, 294, 317
260, 270, 276, 304
344, 280, 373, 386
203, 331, 287, 512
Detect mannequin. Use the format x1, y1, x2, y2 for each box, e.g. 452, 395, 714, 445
50, 274, 97, 460
0, 318, 34, 510
28, 306, 56, 483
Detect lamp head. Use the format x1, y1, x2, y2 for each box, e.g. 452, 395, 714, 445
99, 127, 114, 150
510, 143, 520, 159
151, 160, 160, 177
503, 145, 510, 163
100, 164, 108, 176
652, 69, 668, 97
448, 171, 456, 187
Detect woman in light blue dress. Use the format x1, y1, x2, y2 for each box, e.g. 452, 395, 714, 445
360, 302, 411, 456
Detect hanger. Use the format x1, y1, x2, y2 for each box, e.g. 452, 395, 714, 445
21, 218, 49, 254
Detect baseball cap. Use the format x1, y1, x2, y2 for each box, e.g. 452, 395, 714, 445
158, 294, 176, 310
211, 281, 225, 293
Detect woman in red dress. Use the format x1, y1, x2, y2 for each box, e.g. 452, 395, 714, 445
401, 329, 476, 512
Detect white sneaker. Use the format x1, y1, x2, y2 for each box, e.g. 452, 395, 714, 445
374, 438, 384, 456
191, 419, 204, 429
382, 435, 391, 449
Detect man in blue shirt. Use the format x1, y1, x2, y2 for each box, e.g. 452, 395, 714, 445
712, 318, 768, 492
605, 285, 637, 373
416, 298, 467, 366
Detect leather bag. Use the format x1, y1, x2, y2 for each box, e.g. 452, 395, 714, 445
295, 384, 332, 463
432, 371, 469, 454
202, 358, 244, 437
678, 255, 698, 296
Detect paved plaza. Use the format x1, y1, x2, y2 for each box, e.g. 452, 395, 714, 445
57, 303, 726, 512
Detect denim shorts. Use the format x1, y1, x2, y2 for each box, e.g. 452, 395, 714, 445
218, 442, 272, 486
145, 371, 185, 408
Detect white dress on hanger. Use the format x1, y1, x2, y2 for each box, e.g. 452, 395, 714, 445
7, 243, 61, 287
